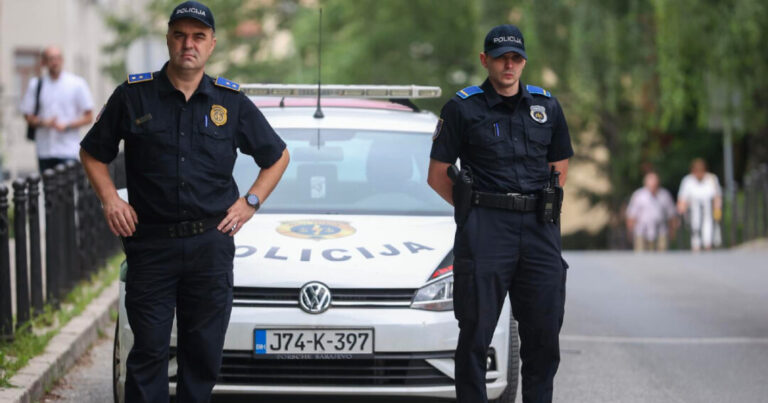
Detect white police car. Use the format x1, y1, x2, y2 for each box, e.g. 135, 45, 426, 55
113, 84, 519, 402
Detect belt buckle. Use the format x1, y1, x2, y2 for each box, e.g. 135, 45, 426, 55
169, 221, 189, 238
504, 193, 522, 211
513, 196, 524, 211
170, 220, 204, 238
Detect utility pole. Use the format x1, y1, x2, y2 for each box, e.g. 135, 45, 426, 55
722, 119, 736, 245
708, 78, 741, 246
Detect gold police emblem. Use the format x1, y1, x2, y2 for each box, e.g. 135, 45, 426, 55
210, 104, 227, 126
530, 105, 547, 124
277, 220, 356, 241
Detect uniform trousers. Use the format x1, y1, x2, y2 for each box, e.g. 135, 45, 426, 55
453, 207, 567, 403
123, 228, 234, 403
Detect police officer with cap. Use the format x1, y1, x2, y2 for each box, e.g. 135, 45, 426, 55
428, 24, 572, 403
80, 1, 289, 401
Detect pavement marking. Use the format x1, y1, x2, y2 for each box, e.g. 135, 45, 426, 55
561, 334, 768, 345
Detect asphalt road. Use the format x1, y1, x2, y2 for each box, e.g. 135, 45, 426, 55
45, 250, 768, 403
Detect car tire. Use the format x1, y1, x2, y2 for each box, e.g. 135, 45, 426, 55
491, 315, 520, 403
113, 318, 124, 403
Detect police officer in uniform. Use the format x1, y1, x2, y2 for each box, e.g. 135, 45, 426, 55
428, 25, 572, 403
79, 2, 289, 401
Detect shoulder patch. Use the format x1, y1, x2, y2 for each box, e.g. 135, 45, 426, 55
127, 72, 153, 84
215, 77, 240, 92
456, 86, 484, 99
526, 85, 551, 97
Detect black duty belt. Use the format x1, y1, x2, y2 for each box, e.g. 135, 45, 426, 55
471, 191, 539, 212
133, 214, 227, 239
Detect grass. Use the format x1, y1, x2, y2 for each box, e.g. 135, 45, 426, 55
7, 208, 14, 239
0, 253, 124, 387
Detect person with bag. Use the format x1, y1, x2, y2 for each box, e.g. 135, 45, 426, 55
20, 46, 94, 172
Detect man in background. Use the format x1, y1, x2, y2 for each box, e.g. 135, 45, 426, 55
626, 171, 677, 251
20, 46, 94, 172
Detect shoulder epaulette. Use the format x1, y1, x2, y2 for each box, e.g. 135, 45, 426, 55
526, 84, 551, 97
456, 86, 484, 99
127, 72, 153, 84
215, 76, 240, 92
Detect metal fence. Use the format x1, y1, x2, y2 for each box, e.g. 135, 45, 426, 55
0, 156, 125, 341
731, 163, 768, 245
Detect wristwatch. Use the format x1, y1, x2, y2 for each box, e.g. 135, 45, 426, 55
245, 193, 260, 211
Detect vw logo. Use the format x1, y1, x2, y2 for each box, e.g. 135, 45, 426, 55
299, 282, 332, 314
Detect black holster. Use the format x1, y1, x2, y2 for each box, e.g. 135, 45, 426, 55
448, 165, 473, 228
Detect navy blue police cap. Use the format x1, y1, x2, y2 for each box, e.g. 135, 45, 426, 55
169, 1, 215, 31
484, 24, 526, 59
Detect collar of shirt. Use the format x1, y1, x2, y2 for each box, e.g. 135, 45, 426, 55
155, 62, 216, 99
480, 78, 533, 109
44, 70, 68, 84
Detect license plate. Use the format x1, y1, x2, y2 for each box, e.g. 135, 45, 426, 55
253, 329, 374, 358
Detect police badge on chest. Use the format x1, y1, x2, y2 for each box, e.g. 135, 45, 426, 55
530, 105, 547, 124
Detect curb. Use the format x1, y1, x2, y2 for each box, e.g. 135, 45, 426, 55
0, 280, 119, 403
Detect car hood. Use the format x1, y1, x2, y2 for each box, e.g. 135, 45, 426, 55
233, 214, 455, 289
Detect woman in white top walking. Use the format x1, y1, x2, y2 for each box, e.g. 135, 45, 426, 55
677, 158, 722, 251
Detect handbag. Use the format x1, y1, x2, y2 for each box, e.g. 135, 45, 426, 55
26, 77, 43, 141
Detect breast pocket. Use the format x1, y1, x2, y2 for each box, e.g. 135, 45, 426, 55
196, 125, 236, 173
198, 125, 234, 154
526, 126, 552, 158
468, 120, 512, 160
125, 119, 173, 168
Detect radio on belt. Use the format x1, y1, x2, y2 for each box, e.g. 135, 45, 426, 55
537, 166, 563, 224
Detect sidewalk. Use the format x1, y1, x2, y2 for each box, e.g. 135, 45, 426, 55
0, 280, 118, 403
738, 238, 768, 250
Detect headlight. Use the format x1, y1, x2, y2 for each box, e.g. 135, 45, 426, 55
410, 274, 453, 311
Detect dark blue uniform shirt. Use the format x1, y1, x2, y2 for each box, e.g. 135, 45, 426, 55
430, 79, 573, 194
81, 64, 286, 224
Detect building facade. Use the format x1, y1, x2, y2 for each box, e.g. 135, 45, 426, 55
0, 0, 143, 179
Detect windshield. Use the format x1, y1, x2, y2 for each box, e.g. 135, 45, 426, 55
233, 129, 452, 215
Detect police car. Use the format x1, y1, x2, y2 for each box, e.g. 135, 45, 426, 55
113, 84, 520, 402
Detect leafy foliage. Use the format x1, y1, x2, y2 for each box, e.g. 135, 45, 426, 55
102, 0, 768, 246
0, 256, 122, 387
514, 0, 768, 244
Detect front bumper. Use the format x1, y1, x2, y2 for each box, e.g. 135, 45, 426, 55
118, 284, 513, 399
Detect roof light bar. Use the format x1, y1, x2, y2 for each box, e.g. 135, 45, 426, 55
240, 84, 442, 99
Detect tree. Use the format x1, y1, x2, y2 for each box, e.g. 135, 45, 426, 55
510, 0, 768, 246
103, 0, 480, 113
103, 0, 304, 84
285, 0, 480, 111
103, 0, 768, 247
